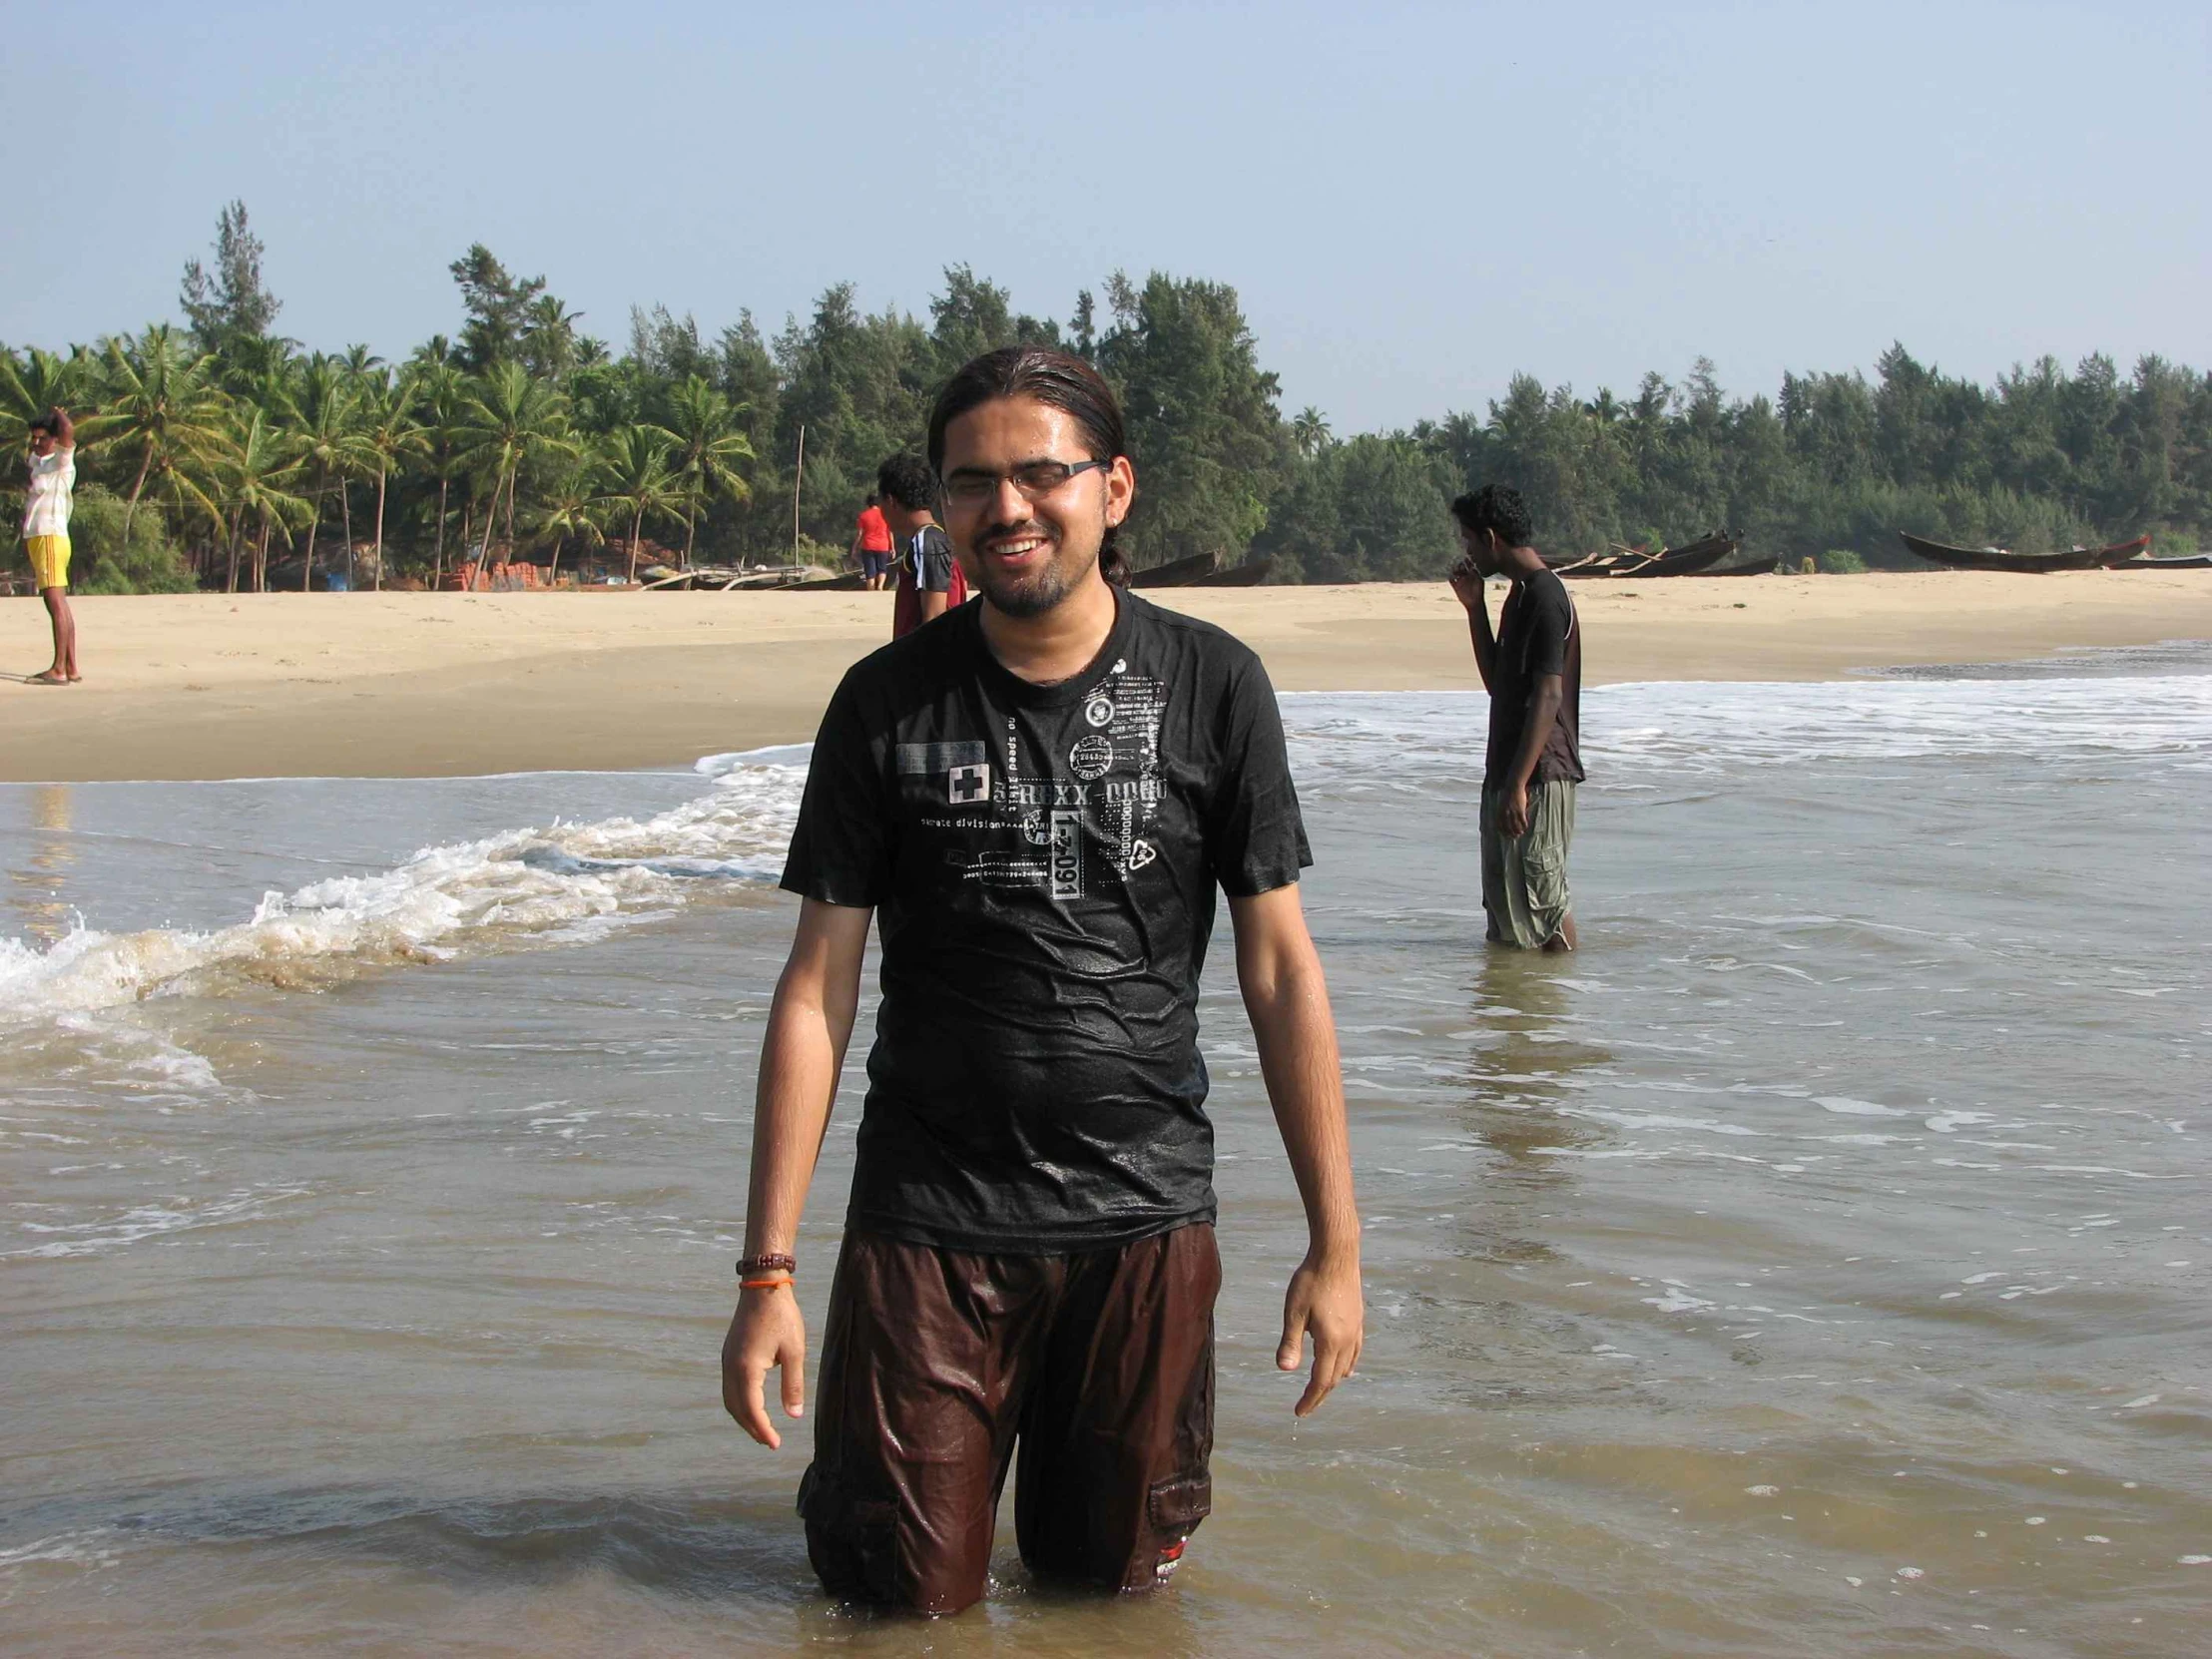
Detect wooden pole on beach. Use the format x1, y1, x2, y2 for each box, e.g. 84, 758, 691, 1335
792, 423, 806, 559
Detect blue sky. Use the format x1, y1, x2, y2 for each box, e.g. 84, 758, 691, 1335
5, 1, 2205, 430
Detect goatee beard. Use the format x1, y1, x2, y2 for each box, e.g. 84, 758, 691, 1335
975, 535, 1096, 619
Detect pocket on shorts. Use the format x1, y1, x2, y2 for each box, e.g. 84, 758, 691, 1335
1147, 1471, 1213, 1532
799, 1463, 900, 1601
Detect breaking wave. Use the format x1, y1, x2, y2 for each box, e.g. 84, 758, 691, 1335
0, 749, 808, 1026
3, 669, 2207, 1029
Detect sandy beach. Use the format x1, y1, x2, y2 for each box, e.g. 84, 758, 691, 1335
4, 569, 2209, 781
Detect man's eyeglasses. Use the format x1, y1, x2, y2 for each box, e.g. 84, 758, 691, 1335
938, 458, 1112, 508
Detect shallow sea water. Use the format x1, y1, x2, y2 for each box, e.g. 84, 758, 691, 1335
2, 650, 2208, 1657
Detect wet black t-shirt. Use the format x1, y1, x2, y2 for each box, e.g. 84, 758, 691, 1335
780, 591, 1311, 1253
1484, 569, 1585, 789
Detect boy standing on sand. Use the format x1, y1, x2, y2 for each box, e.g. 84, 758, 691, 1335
1448, 484, 1582, 951
722, 347, 1363, 1615
22, 408, 80, 685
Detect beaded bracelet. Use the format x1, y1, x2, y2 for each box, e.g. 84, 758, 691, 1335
736, 1252, 797, 1278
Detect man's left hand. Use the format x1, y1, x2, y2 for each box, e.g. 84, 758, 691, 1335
1277, 1249, 1364, 1416
1498, 783, 1531, 838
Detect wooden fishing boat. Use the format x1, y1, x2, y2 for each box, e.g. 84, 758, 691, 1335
1546, 550, 1628, 576
2106, 551, 2212, 570
1687, 555, 1779, 577
1187, 558, 1274, 587
779, 569, 868, 591
2090, 535, 2154, 567
1612, 534, 1738, 577
1898, 531, 2105, 573
1128, 552, 1223, 589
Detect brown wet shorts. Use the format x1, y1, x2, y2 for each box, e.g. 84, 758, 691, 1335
799, 1222, 1220, 1615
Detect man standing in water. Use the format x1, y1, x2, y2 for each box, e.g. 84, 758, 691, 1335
21, 408, 80, 685
1448, 485, 1582, 951
723, 347, 1363, 1615
876, 452, 961, 640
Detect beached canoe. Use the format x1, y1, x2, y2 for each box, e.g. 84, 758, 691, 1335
2105, 552, 2212, 570
1612, 534, 1739, 577
1898, 531, 2109, 573
1547, 550, 1631, 576
1187, 558, 1274, 587
1686, 555, 1779, 577
2090, 535, 2154, 567
1127, 552, 1224, 589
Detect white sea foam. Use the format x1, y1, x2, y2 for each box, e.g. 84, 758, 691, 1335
1279, 674, 2212, 784
0, 753, 808, 1027
3, 675, 2204, 1031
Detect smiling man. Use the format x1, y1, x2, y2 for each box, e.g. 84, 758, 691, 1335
721, 346, 1364, 1615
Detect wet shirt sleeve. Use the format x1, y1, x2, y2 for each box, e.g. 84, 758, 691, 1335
918, 529, 954, 594
780, 675, 891, 907
1206, 656, 1312, 896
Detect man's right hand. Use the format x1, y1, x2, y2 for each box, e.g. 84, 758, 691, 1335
721, 1287, 808, 1449
1447, 559, 1485, 612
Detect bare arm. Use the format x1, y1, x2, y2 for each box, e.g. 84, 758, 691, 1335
51, 407, 75, 449
1230, 883, 1363, 1415
1507, 673, 1563, 797
1448, 564, 1498, 692
1496, 672, 1563, 835
721, 896, 871, 1448
916, 589, 949, 623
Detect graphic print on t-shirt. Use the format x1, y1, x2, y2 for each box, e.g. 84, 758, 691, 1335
899, 656, 1167, 897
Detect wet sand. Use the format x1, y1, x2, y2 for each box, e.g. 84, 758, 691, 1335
4, 570, 2210, 781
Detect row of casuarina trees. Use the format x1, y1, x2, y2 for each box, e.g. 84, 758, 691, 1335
1, 325, 753, 591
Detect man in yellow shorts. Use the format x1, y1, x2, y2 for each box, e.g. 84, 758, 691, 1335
22, 406, 78, 684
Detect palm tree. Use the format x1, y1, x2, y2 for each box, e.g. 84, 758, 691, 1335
97, 325, 230, 547
213, 409, 309, 592
283, 354, 364, 592
522, 295, 584, 380
593, 424, 683, 582
532, 457, 608, 586
654, 375, 754, 568
409, 362, 469, 585
455, 361, 576, 573
356, 373, 429, 590
0, 345, 95, 452
1292, 405, 1333, 459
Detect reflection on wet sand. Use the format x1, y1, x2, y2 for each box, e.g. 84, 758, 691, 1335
8, 784, 76, 945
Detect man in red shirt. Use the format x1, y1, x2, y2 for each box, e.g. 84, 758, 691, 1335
848, 494, 893, 590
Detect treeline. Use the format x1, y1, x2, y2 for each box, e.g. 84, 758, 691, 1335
4, 203, 2206, 593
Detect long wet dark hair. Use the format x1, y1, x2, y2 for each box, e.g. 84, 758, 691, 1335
926, 346, 1133, 587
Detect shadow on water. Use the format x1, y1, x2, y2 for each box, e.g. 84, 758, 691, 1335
3, 1482, 1221, 1650
5, 1483, 810, 1603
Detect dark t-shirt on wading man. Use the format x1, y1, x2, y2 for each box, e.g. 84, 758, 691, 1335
1484, 567, 1585, 789
781, 591, 1311, 1253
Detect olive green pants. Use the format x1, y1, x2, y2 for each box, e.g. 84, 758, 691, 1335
1479, 780, 1576, 948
